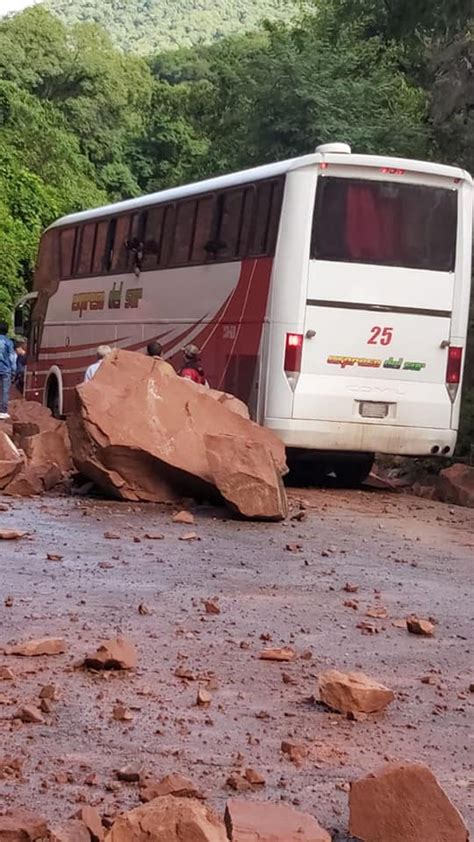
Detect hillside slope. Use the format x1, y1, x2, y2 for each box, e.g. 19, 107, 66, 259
44, 0, 297, 53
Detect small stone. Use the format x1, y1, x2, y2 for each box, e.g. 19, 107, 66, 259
281, 740, 309, 765
39, 684, 58, 700
0, 809, 48, 839
227, 773, 253, 793
407, 616, 435, 637
196, 688, 212, 707
225, 798, 331, 841
18, 704, 44, 724
84, 637, 137, 670
104, 531, 120, 539
113, 704, 133, 722
344, 583, 359, 593
47, 553, 64, 561
117, 765, 142, 783
0, 665, 15, 680
172, 510, 195, 525
143, 532, 165, 540
244, 768, 266, 786
140, 772, 203, 802
8, 637, 66, 657
40, 698, 54, 714
76, 806, 104, 841
0, 529, 25, 540
105, 796, 227, 841
259, 647, 296, 662
138, 603, 152, 615
179, 532, 199, 541
203, 599, 221, 615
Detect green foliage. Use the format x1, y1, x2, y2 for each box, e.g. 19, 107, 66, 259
44, 0, 298, 54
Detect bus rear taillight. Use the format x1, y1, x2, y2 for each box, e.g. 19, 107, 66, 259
446, 346, 462, 402
284, 333, 303, 390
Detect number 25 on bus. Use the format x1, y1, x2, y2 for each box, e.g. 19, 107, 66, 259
16, 142, 473, 485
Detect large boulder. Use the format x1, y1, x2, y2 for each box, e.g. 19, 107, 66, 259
225, 799, 331, 841
68, 351, 287, 519
0, 808, 49, 840
105, 796, 227, 842
349, 762, 469, 842
437, 463, 474, 508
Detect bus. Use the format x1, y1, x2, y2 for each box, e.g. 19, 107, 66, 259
16, 142, 473, 484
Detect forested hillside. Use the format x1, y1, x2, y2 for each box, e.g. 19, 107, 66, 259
0, 0, 473, 449
44, 0, 297, 52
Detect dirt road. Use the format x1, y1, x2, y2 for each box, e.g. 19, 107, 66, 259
0, 486, 472, 836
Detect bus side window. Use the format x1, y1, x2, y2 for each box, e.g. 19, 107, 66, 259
142, 206, 165, 270
59, 227, 77, 279
170, 200, 197, 266
266, 179, 284, 255
236, 187, 256, 258
75, 223, 97, 276
92, 220, 110, 275
249, 182, 274, 256
160, 205, 176, 267
210, 190, 244, 260
191, 196, 215, 264
110, 215, 132, 273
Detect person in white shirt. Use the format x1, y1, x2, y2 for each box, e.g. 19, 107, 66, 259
84, 345, 112, 382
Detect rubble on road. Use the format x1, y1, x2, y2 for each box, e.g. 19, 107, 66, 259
6, 637, 66, 657
67, 350, 287, 520
0, 400, 72, 498
139, 772, 204, 802
319, 669, 395, 715
349, 762, 470, 842
105, 795, 227, 841
406, 616, 435, 637
225, 798, 331, 841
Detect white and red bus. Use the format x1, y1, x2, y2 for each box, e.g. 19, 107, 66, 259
17, 143, 473, 482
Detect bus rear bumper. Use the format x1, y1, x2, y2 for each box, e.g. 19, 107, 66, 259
264, 418, 457, 457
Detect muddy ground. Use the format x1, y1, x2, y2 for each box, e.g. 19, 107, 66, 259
0, 486, 473, 837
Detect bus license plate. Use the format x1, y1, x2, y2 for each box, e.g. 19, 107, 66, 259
360, 402, 389, 419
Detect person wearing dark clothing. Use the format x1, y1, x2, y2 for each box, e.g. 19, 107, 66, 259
179, 344, 208, 387
14, 339, 27, 395
147, 341, 163, 359
0, 323, 16, 419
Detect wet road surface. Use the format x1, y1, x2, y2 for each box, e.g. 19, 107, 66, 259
0, 486, 472, 835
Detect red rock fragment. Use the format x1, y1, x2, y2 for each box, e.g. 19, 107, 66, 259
344, 583, 359, 593
0, 666, 15, 680
281, 740, 309, 765
226, 774, 253, 793
17, 704, 44, 724
104, 531, 120, 540
196, 688, 212, 707
117, 765, 141, 783
140, 772, 203, 802
172, 510, 195, 525
84, 637, 137, 670
50, 820, 91, 842
285, 543, 302, 553
349, 762, 469, 842
179, 532, 199, 542
259, 647, 295, 662
76, 806, 104, 841
407, 616, 434, 637
225, 798, 331, 841
105, 795, 227, 841
0, 528, 25, 540
47, 553, 63, 562
143, 532, 164, 540
244, 768, 265, 786
8, 637, 66, 657
203, 599, 221, 615
0, 809, 48, 840
319, 670, 394, 715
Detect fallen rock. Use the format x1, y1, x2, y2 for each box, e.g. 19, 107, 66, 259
437, 463, 474, 508
68, 350, 287, 519
0, 432, 23, 489
105, 795, 227, 841
17, 704, 44, 724
259, 647, 295, 662
84, 637, 137, 671
407, 616, 435, 637
8, 637, 66, 657
205, 433, 288, 520
50, 820, 92, 842
281, 740, 309, 765
117, 765, 141, 783
349, 762, 469, 842
0, 528, 25, 540
172, 510, 195, 525
140, 772, 204, 802
203, 599, 220, 615
319, 670, 394, 715
0, 809, 49, 840
225, 798, 331, 841
22, 426, 72, 475
0, 666, 15, 680
76, 806, 104, 841
3, 465, 44, 497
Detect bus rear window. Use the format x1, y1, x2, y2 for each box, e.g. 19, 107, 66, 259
311, 177, 458, 272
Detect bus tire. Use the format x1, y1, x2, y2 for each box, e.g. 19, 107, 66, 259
44, 373, 62, 419
334, 454, 375, 487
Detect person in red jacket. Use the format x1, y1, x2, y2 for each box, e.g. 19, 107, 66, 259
179, 344, 208, 387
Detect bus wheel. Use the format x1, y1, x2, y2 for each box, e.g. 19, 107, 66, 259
334, 454, 375, 488
45, 376, 61, 419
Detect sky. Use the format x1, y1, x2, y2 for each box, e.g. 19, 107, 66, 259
0, 0, 36, 13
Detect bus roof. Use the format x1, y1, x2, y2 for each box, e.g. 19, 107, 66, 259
48, 151, 472, 231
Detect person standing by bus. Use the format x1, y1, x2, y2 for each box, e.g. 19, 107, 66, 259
146, 341, 163, 359
14, 338, 27, 395
0, 322, 17, 419
84, 345, 112, 382
179, 344, 209, 387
